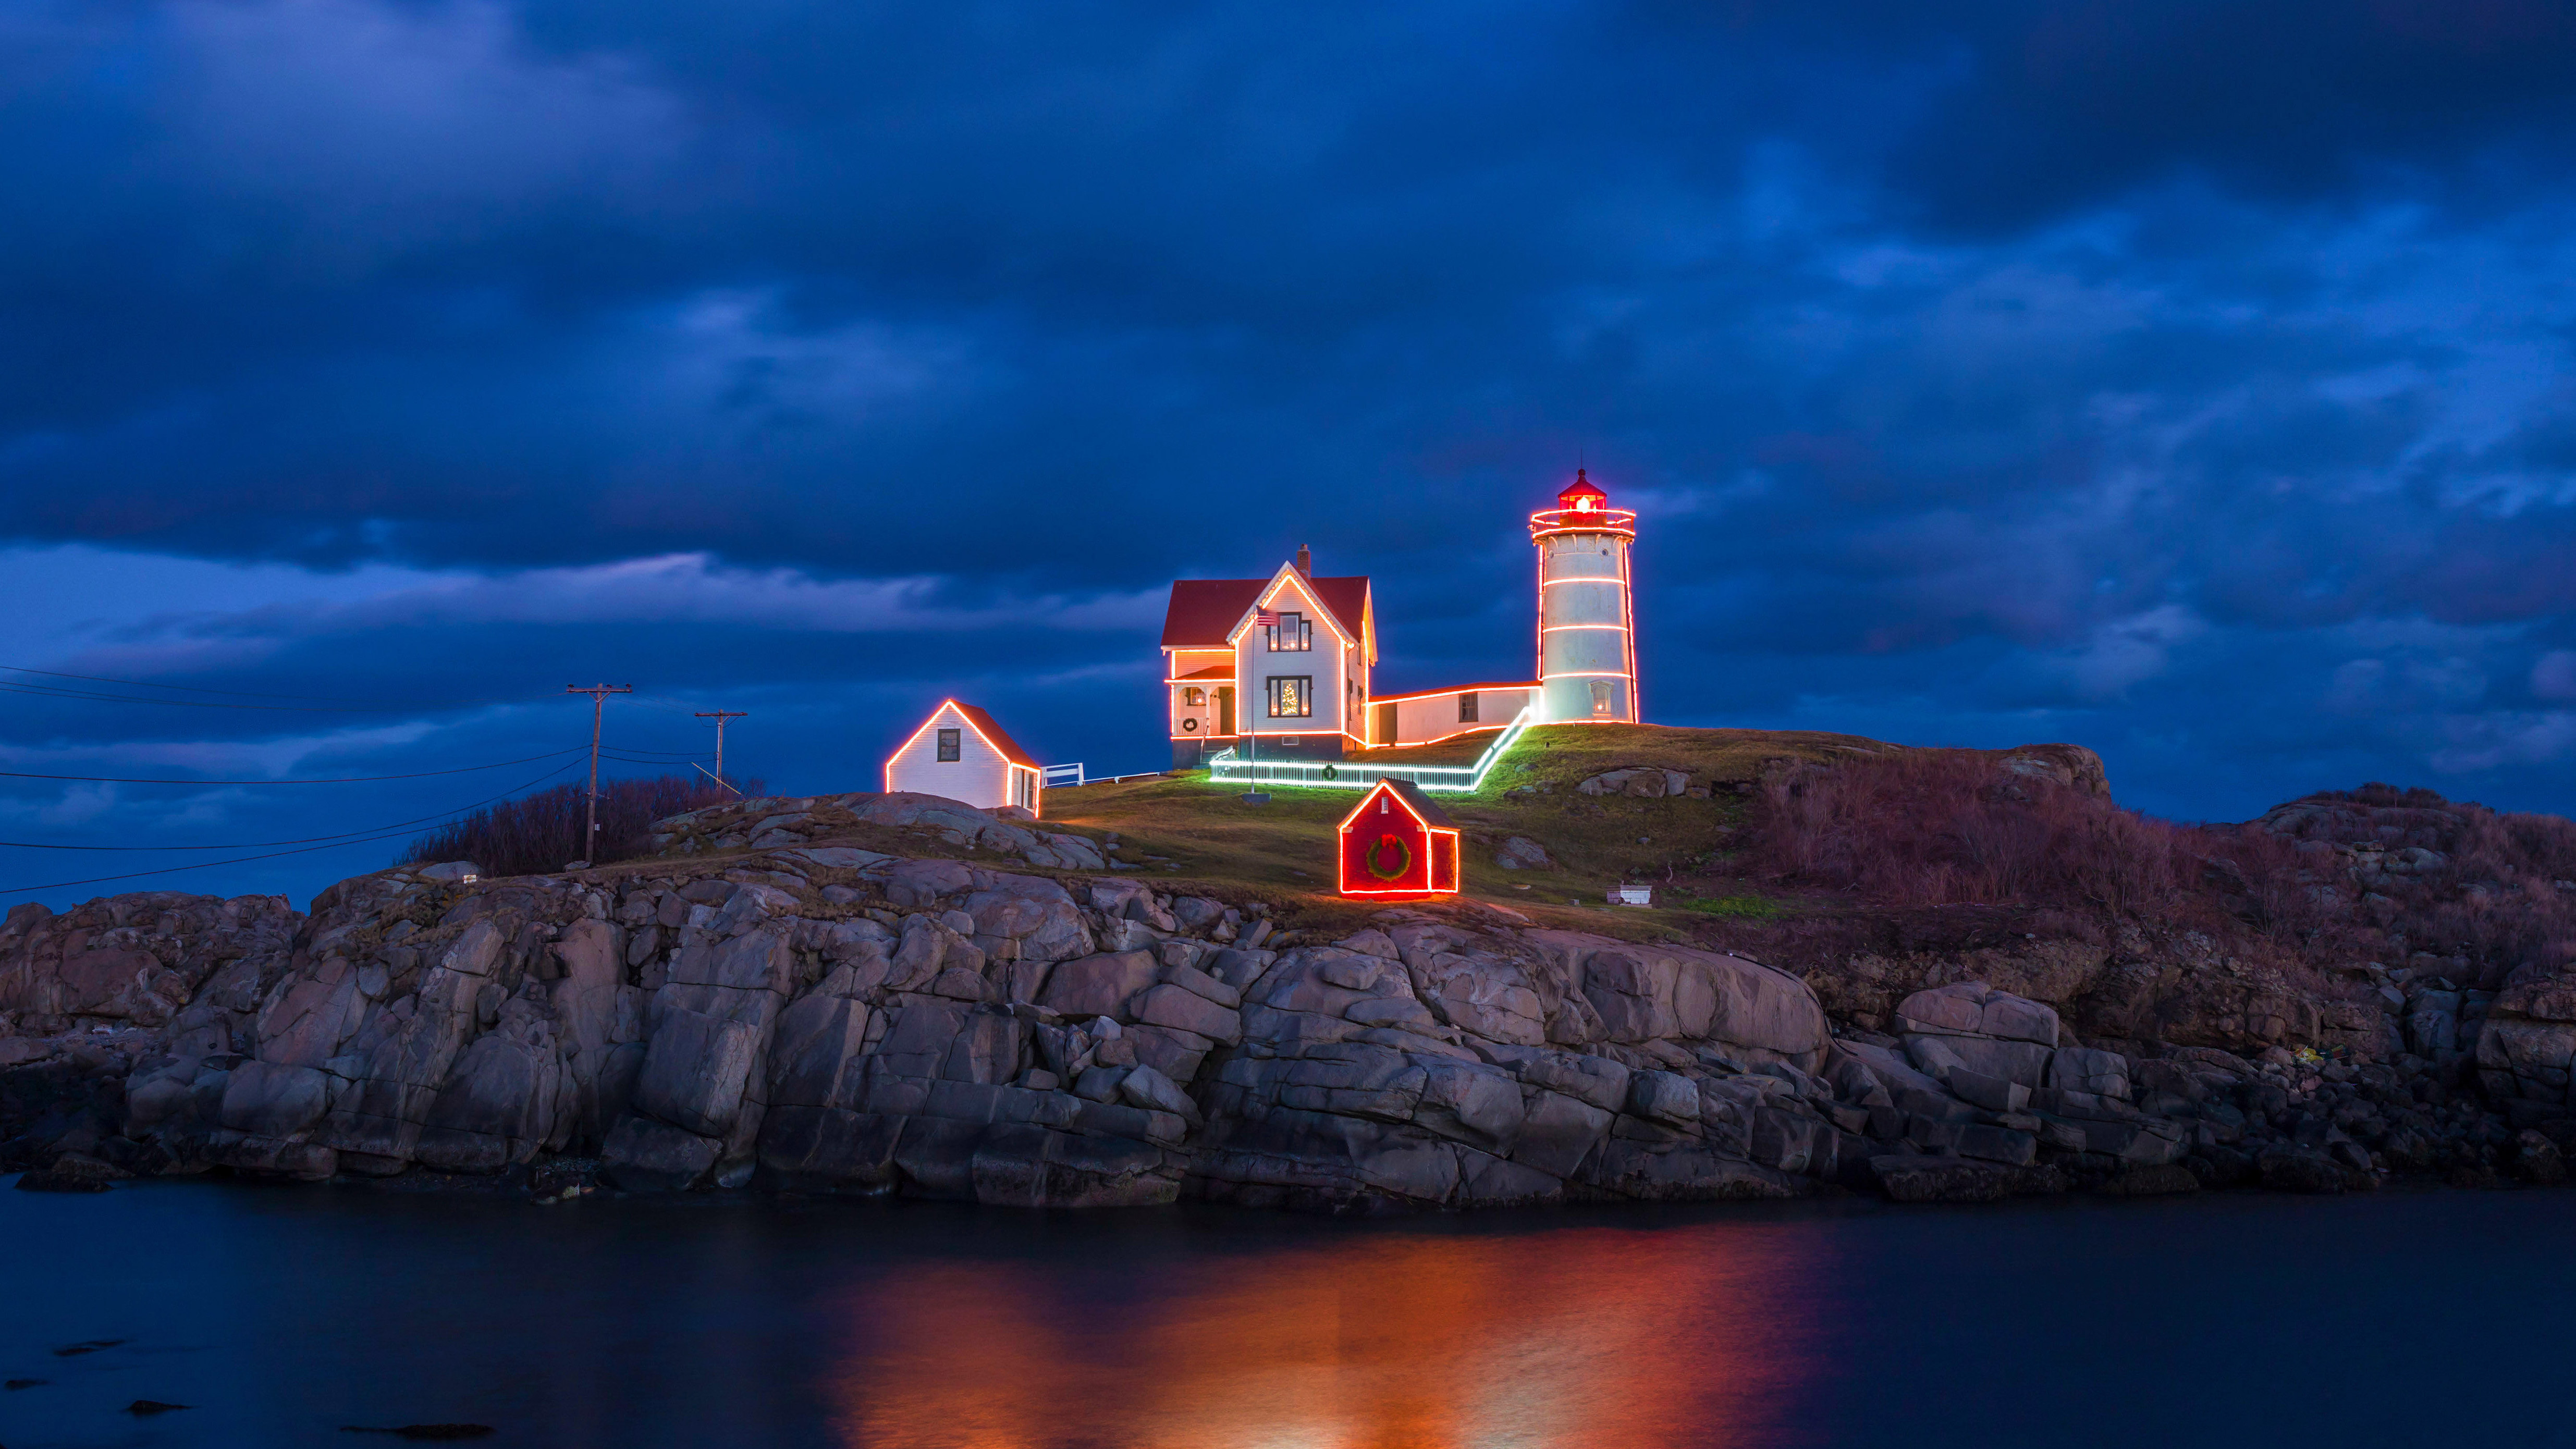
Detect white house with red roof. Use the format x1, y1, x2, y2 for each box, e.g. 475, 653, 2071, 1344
1160, 473, 1640, 769
885, 699, 1046, 816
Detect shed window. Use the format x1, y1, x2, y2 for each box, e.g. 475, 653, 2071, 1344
1458, 692, 1479, 723
937, 728, 961, 761
1268, 676, 1312, 718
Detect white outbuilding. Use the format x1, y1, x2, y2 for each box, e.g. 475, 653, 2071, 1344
884, 699, 1045, 817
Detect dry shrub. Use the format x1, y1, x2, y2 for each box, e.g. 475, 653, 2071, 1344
399, 775, 762, 879
2251, 784, 2576, 987
1752, 752, 2190, 915
1755, 757, 2576, 990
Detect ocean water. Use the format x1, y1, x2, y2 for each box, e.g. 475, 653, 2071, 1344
2, 1177, 2570, 1448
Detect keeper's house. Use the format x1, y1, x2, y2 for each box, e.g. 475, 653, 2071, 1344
1160, 473, 1640, 768
885, 699, 1044, 816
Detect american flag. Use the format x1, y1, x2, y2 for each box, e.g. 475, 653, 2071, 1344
1253, 608, 1280, 627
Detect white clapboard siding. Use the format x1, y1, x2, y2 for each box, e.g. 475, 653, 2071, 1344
884, 701, 1043, 816
1383, 685, 1535, 746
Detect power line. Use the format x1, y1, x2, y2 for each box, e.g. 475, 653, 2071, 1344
0, 663, 545, 710
0, 762, 597, 850
0, 746, 590, 786
1, 750, 735, 850
0, 757, 588, 897
628, 694, 703, 715
597, 746, 715, 760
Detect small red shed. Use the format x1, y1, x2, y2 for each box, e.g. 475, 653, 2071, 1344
1337, 778, 1462, 900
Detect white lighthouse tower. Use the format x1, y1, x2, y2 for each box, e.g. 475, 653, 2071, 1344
1529, 470, 1639, 724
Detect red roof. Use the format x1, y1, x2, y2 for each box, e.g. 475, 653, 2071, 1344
1339, 777, 1458, 830
1560, 468, 1609, 508
1161, 572, 1370, 648
944, 701, 1039, 769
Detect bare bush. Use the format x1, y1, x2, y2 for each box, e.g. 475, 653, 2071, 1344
1753, 756, 2576, 991
398, 775, 762, 879
2252, 784, 2576, 987
1751, 752, 2190, 915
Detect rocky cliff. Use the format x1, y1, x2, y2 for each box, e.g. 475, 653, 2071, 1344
1, 812, 1839, 1208
5, 787, 2571, 1206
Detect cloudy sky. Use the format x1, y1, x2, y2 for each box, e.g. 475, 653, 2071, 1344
7, 0, 2576, 908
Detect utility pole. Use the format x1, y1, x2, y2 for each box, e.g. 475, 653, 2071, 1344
566, 683, 633, 866
695, 709, 747, 785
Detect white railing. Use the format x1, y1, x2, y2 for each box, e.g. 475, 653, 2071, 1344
1042, 763, 1086, 788
1206, 706, 1538, 794
1047, 767, 1171, 787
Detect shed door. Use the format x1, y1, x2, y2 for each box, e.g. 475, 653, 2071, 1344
1373, 701, 1396, 745
1217, 686, 1235, 736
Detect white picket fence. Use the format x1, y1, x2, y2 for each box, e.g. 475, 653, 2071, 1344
1205, 706, 1538, 794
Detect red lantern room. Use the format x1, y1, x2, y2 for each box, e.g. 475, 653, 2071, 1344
1558, 468, 1609, 517
1336, 779, 1462, 900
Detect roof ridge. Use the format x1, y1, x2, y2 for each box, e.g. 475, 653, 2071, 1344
939, 700, 1039, 769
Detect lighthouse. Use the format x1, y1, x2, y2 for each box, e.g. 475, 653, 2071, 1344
1159, 468, 1649, 767
1529, 470, 1638, 724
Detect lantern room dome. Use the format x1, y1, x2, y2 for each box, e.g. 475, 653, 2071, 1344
1558, 469, 1609, 512
1528, 467, 1636, 543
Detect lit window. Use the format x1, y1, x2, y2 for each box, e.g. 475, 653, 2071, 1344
1458, 692, 1479, 723
1589, 681, 1612, 717
1182, 686, 1205, 707
1267, 611, 1311, 652
937, 728, 961, 761
1268, 676, 1312, 718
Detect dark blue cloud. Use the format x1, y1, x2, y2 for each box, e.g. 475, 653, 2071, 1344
1882, 0, 2576, 231
5, 0, 2576, 906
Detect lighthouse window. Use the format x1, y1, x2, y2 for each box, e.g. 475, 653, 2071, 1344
1267, 612, 1310, 652
937, 728, 961, 761
1268, 676, 1313, 718
1457, 692, 1479, 723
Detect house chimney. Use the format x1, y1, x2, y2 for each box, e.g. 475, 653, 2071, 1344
1295, 544, 1312, 578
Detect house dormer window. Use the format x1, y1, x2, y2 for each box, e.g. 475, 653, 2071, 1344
1266, 610, 1310, 652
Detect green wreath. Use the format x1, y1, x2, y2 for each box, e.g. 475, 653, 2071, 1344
1366, 832, 1413, 881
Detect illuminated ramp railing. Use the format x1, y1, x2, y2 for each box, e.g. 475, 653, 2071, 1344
1206, 707, 1537, 794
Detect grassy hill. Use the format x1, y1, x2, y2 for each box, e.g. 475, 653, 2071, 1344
546, 719, 2576, 1057
1045, 723, 1890, 941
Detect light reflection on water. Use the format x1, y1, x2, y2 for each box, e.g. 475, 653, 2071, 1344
828, 1225, 1821, 1449
10, 1181, 2576, 1449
